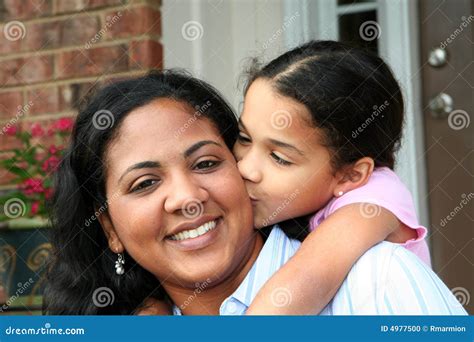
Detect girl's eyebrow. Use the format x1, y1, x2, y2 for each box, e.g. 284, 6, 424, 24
268, 138, 305, 156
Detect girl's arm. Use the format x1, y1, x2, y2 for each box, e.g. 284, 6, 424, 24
245, 203, 417, 315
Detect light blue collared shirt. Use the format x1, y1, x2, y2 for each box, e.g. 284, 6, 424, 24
173, 226, 468, 315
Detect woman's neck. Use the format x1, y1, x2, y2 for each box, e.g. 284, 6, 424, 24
164, 231, 264, 315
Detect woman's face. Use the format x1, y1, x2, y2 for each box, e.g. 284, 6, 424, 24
99, 99, 255, 289
233, 79, 337, 228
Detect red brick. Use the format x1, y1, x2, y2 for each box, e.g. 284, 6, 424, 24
129, 40, 163, 69
0, 56, 53, 87
56, 45, 129, 79
56, 0, 124, 14
0, 91, 23, 120
105, 6, 161, 39
0, 58, 23, 87
59, 82, 98, 111
61, 15, 101, 48
0, 133, 22, 152
2, 0, 52, 20
26, 87, 60, 116
23, 21, 61, 52
16, 55, 54, 86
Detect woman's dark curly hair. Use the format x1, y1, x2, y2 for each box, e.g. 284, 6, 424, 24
43, 69, 239, 315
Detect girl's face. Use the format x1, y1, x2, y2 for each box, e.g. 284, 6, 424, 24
100, 98, 256, 289
233, 79, 338, 228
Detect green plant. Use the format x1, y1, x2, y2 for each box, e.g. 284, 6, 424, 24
0, 118, 74, 221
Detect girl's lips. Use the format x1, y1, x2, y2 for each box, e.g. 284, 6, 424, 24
165, 218, 222, 251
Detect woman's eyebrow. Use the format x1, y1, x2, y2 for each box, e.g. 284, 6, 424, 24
184, 140, 222, 158
117, 140, 222, 184
118, 161, 161, 185
268, 138, 305, 156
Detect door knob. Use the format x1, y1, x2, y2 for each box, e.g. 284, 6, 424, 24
428, 47, 448, 67
429, 93, 454, 119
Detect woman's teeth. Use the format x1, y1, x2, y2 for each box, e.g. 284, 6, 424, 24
169, 220, 217, 241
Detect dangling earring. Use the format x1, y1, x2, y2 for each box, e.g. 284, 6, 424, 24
115, 253, 125, 275
337, 191, 344, 197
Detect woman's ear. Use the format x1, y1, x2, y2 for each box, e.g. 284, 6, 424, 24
333, 157, 375, 197
98, 210, 124, 253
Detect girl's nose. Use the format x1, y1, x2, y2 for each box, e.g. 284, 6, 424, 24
237, 154, 262, 183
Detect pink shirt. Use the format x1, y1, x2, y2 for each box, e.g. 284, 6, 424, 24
310, 167, 431, 266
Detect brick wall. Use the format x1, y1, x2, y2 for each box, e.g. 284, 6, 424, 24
0, 0, 162, 188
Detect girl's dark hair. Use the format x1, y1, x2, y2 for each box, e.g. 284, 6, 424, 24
43, 69, 239, 315
245, 40, 405, 171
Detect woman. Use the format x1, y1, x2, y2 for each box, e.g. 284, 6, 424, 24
44, 68, 464, 316
44, 69, 264, 314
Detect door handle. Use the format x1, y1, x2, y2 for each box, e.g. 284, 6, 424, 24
429, 93, 454, 119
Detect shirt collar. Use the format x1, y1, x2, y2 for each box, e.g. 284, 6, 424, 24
173, 225, 300, 315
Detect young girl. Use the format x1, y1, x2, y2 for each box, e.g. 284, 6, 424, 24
139, 40, 431, 315
232, 40, 431, 314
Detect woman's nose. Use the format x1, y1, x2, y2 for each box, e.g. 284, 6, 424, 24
237, 152, 262, 183
164, 174, 209, 216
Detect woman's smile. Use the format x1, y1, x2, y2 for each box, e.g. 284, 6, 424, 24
165, 216, 223, 251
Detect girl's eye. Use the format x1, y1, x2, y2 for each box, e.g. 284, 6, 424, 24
271, 152, 292, 166
194, 160, 221, 170
131, 179, 159, 193
237, 132, 251, 144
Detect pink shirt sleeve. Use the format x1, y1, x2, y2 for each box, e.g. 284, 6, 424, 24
310, 167, 431, 267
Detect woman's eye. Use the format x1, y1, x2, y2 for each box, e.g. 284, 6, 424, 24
194, 160, 221, 170
131, 179, 158, 193
271, 152, 292, 166
237, 132, 251, 144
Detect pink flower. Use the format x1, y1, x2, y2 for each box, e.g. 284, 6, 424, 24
53, 118, 74, 133
31, 201, 40, 216
31, 123, 45, 137
20, 178, 44, 195
48, 144, 58, 155
4, 125, 18, 136
42, 155, 60, 172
